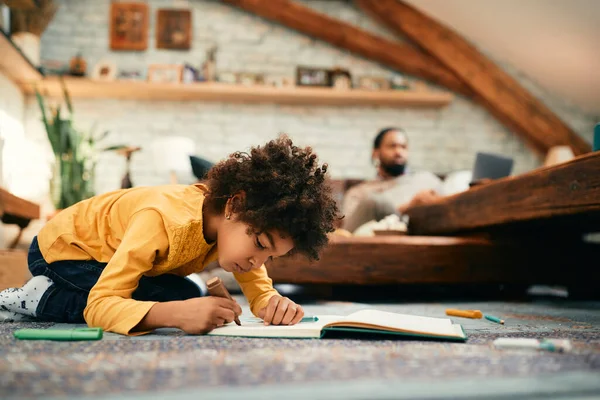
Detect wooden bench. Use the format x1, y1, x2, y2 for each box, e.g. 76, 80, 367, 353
267, 235, 598, 287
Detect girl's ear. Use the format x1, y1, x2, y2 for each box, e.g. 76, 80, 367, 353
229, 190, 247, 214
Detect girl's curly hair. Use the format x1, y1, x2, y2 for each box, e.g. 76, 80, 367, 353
204, 134, 341, 261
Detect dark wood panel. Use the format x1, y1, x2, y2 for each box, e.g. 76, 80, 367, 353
221, 0, 472, 97
267, 235, 597, 285
355, 0, 591, 155
406, 152, 600, 236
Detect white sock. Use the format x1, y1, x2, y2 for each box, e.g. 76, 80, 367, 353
0, 310, 35, 322
0, 275, 53, 317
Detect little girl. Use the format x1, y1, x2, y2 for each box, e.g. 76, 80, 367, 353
0, 135, 339, 335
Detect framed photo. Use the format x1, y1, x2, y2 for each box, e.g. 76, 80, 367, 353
296, 66, 331, 87
357, 76, 390, 91
148, 64, 183, 83
110, 2, 149, 51
156, 9, 192, 50
330, 68, 352, 90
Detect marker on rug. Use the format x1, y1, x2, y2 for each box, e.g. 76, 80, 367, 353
14, 327, 103, 341
485, 314, 505, 324
445, 309, 483, 319
493, 338, 572, 353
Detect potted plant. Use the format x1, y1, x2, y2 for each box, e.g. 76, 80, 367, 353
35, 78, 126, 213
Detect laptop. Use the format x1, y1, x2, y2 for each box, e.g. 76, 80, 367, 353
471, 152, 514, 184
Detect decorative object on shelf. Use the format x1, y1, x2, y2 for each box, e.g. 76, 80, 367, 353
330, 68, 352, 90
91, 60, 117, 81
202, 45, 217, 82
390, 74, 410, 90
9, 0, 57, 66
296, 66, 331, 87
148, 64, 183, 83
543, 146, 575, 167
34, 78, 123, 210
117, 69, 144, 81
68, 52, 86, 77
357, 76, 390, 91
40, 59, 68, 75
264, 75, 294, 88
218, 71, 238, 84
156, 8, 191, 50
110, 2, 148, 51
238, 72, 264, 86
182, 63, 199, 83
412, 80, 429, 92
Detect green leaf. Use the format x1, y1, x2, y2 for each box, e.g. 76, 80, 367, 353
60, 76, 74, 117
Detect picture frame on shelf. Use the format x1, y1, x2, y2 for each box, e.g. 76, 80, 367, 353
238, 72, 264, 86
296, 66, 331, 87
264, 75, 294, 88
217, 71, 238, 84
110, 2, 148, 51
330, 68, 352, 90
357, 76, 390, 91
147, 64, 183, 83
91, 60, 117, 81
156, 9, 192, 50
118, 69, 144, 81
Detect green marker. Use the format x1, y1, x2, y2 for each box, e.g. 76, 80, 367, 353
485, 315, 505, 325
14, 327, 103, 341
300, 316, 319, 323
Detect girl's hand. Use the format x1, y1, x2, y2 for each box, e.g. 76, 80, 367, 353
176, 297, 242, 334
258, 295, 304, 326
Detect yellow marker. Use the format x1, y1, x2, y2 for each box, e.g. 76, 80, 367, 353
445, 309, 483, 319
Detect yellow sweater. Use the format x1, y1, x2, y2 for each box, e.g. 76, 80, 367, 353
37, 184, 279, 335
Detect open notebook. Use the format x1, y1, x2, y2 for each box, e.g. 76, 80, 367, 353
208, 309, 467, 341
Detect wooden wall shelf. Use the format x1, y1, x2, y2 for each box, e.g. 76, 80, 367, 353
0, 30, 43, 85
23, 76, 454, 107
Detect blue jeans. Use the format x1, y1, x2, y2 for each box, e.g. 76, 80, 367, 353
28, 236, 202, 323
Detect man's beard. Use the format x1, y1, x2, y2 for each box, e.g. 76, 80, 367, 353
381, 162, 406, 177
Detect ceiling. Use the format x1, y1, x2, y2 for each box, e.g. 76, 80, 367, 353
403, 0, 600, 115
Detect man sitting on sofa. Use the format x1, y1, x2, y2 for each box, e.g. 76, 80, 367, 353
342, 127, 442, 233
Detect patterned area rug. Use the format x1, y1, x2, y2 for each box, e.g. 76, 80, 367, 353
1, 300, 599, 400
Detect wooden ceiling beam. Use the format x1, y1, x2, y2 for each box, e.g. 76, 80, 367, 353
221, 0, 472, 97
355, 0, 591, 155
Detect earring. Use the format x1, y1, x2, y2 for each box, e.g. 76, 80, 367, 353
226, 214, 231, 220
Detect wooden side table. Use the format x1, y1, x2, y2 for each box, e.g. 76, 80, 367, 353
0, 187, 41, 249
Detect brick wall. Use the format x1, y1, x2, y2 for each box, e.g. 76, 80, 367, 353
21, 0, 598, 197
